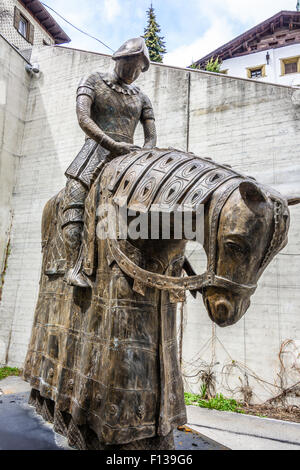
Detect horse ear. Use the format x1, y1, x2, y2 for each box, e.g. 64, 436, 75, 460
239, 181, 268, 215
287, 197, 300, 206
270, 183, 300, 206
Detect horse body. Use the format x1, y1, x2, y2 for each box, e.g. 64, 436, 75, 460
24, 148, 293, 449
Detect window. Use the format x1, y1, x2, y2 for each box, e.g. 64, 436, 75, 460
14, 6, 34, 44
285, 62, 297, 74
251, 68, 262, 78
280, 56, 300, 75
18, 15, 28, 38
246, 65, 266, 79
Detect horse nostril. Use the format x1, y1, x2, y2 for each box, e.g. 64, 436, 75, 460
215, 301, 229, 319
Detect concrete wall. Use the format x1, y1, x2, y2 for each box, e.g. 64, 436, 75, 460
0, 43, 299, 404
0, 34, 30, 288
0, 0, 55, 51
222, 43, 300, 86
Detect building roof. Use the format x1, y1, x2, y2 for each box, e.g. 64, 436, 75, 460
19, 0, 71, 44
195, 11, 300, 68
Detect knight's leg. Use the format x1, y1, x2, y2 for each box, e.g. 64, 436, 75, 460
62, 178, 89, 288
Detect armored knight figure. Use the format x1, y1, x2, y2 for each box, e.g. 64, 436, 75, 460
62, 37, 157, 287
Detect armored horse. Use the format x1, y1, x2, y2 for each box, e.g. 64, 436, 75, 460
23, 147, 297, 450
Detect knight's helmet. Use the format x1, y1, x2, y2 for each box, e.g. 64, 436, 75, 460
112, 37, 150, 72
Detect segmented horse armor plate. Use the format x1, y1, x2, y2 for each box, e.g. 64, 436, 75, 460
108, 148, 253, 212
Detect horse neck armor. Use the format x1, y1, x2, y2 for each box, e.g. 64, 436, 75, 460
105, 148, 287, 300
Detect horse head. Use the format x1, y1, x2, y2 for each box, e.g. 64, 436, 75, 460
202, 180, 295, 327
101, 148, 299, 329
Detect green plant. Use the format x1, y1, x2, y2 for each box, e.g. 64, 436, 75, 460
189, 63, 200, 70
189, 57, 226, 74
200, 383, 207, 399
0, 367, 20, 380
143, 4, 167, 63
184, 392, 202, 405
184, 392, 244, 413
205, 56, 223, 73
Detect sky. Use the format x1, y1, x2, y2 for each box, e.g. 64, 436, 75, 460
43, 0, 300, 67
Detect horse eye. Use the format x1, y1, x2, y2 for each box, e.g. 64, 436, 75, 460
225, 242, 245, 255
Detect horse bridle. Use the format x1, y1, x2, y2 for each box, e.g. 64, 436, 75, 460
107, 178, 283, 299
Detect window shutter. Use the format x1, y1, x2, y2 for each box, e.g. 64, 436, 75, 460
14, 6, 21, 30
285, 62, 297, 74
28, 22, 34, 44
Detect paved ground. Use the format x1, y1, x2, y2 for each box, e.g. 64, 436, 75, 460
0, 392, 70, 450
6, 376, 300, 451
0, 377, 226, 451
187, 405, 300, 450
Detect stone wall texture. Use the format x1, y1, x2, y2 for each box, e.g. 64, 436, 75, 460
0, 40, 299, 403
0, 34, 30, 281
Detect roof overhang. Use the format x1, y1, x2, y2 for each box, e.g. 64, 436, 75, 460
195, 11, 300, 68
19, 0, 71, 44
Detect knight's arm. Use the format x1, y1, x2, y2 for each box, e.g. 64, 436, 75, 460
141, 94, 157, 149
76, 95, 117, 151
142, 119, 157, 149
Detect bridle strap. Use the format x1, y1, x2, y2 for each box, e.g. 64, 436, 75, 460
207, 178, 243, 272
107, 237, 257, 296
106, 177, 258, 297
107, 236, 205, 291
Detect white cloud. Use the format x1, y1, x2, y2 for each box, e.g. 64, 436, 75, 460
103, 0, 122, 23
204, 0, 297, 25
164, 18, 235, 68
43, 0, 299, 67
164, 0, 298, 68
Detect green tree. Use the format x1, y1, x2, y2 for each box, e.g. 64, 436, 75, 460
143, 4, 166, 63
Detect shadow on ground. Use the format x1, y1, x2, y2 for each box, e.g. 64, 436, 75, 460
0, 391, 226, 450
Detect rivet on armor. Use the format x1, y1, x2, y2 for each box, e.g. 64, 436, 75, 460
96, 393, 102, 403
108, 404, 118, 416
68, 379, 74, 390
137, 405, 145, 420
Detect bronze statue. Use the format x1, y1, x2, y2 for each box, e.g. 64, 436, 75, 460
23, 38, 300, 450
62, 37, 156, 288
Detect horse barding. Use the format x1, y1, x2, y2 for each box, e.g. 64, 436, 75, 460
23, 148, 293, 449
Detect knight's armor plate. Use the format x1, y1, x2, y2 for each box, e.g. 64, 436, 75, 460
65, 72, 155, 189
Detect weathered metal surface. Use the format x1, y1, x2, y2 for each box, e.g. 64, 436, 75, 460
23, 38, 298, 451
62, 37, 157, 288
23, 144, 293, 450
111, 149, 246, 213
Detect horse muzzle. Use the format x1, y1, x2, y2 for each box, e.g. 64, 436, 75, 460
203, 287, 251, 327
